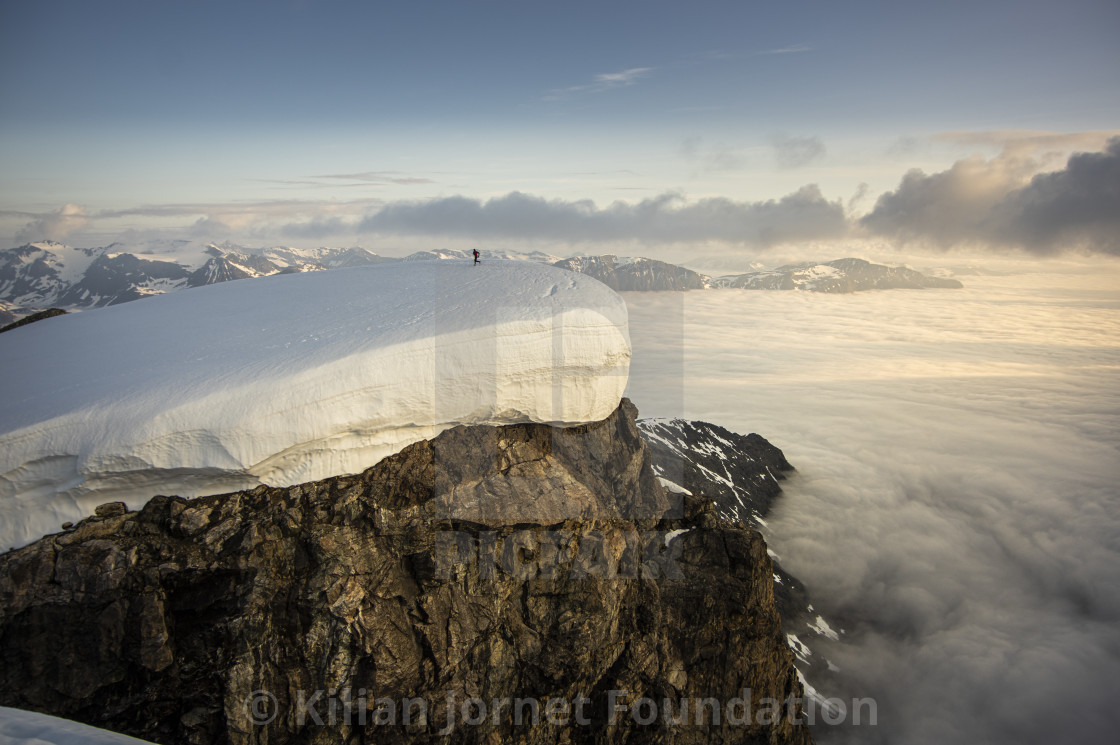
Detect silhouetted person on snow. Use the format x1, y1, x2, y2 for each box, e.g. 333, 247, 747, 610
473, 249, 480, 265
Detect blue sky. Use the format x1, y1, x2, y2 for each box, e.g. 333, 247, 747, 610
2, 0, 1118, 256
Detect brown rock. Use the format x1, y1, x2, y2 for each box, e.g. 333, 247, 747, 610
0, 400, 813, 745
94, 501, 128, 518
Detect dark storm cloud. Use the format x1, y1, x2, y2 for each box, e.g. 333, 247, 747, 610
360, 188, 848, 246
863, 137, 1120, 254
987, 138, 1120, 254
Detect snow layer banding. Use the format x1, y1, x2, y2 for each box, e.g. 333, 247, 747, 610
0, 260, 630, 549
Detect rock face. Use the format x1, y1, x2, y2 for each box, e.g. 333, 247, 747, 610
714, 258, 963, 293
0, 401, 814, 745
637, 418, 793, 529
554, 256, 709, 292
636, 419, 843, 705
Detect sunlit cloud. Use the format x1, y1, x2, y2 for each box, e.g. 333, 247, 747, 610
863, 136, 1120, 254
6, 133, 1118, 258
932, 129, 1120, 159
14, 204, 90, 243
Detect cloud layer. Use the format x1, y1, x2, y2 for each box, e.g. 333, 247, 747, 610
623, 269, 1120, 744
14, 204, 90, 243
5, 134, 1118, 257
362, 188, 848, 246
863, 136, 1120, 254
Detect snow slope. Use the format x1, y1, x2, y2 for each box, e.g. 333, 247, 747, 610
0, 261, 630, 549
0, 708, 156, 745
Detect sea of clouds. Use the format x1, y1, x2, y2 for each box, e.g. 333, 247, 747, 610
622, 264, 1120, 744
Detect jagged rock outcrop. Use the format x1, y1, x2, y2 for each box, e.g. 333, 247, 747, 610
0, 401, 813, 745
637, 419, 793, 529
554, 256, 708, 292
637, 419, 842, 705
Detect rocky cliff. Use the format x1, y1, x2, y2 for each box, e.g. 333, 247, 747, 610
0, 401, 814, 745
636, 419, 844, 706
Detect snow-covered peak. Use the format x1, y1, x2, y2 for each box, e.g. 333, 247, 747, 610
0, 260, 630, 549
553, 255, 709, 291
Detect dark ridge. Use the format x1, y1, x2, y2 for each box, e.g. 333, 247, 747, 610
0, 308, 67, 334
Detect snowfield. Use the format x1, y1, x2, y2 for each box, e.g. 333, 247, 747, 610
0, 260, 630, 549
0, 707, 157, 745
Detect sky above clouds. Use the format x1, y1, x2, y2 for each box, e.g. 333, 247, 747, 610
1, 0, 1119, 257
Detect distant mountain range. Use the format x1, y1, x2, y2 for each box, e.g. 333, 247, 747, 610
712, 257, 964, 292
551, 254, 961, 293
0, 241, 395, 317
553, 254, 707, 291
0, 240, 962, 323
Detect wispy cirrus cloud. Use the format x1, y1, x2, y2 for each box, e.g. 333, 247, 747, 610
254, 172, 435, 189
98, 198, 381, 221
592, 67, 652, 87
315, 171, 435, 185
544, 66, 653, 100
771, 134, 827, 168
680, 137, 747, 172
756, 43, 811, 55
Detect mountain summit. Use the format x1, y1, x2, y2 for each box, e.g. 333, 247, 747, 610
0, 260, 630, 549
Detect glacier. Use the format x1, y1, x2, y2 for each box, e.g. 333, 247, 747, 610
0, 260, 630, 549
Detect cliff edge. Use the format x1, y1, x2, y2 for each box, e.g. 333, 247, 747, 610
0, 400, 813, 745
